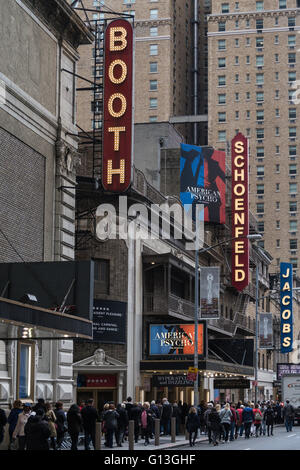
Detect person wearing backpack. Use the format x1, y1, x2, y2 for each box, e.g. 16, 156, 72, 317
253, 404, 262, 437
141, 402, 154, 446
219, 403, 232, 443
102, 403, 119, 448
242, 402, 255, 439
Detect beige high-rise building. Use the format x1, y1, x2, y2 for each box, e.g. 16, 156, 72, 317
207, 0, 300, 274
70, 0, 210, 187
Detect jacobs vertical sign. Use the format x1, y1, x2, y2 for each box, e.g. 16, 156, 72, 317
280, 262, 293, 353
231, 133, 249, 292
102, 20, 134, 192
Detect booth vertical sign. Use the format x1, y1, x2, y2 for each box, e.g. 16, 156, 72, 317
231, 133, 249, 291
102, 19, 134, 192
280, 262, 293, 353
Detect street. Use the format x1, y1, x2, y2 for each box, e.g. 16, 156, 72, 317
175, 425, 300, 451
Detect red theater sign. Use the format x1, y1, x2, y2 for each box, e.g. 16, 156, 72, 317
231, 133, 249, 291
102, 19, 133, 192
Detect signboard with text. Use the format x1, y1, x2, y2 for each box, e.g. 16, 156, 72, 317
231, 133, 249, 291
152, 375, 198, 387
102, 19, 134, 192
149, 323, 205, 358
277, 364, 300, 380
280, 263, 293, 353
93, 299, 127, 344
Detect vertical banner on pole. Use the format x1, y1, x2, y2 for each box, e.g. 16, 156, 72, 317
200, 267, 220, 319
280, 262, 293, 353
259, 313, 273, 349
231, 133, 249, 291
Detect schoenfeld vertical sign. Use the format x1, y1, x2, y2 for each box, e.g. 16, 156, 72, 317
102, 19, 134, 192
231, 133, 249, 292
280, 262, 293, 353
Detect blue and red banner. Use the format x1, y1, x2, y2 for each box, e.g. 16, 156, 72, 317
180, 144, 226, 224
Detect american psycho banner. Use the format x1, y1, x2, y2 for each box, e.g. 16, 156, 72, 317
180, 144, 226, 224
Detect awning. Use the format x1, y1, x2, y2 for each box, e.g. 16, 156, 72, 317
0, 296, 92, 339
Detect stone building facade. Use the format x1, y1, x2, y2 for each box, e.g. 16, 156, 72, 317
0, 0, 93, 422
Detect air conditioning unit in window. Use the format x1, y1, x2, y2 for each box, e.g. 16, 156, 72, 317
291, 194, 297, 198
289, 119, 296, 123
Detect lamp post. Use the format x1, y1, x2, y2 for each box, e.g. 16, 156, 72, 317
193, 233, 263, 407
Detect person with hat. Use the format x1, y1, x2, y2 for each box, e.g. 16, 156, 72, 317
12, 403, 32, 450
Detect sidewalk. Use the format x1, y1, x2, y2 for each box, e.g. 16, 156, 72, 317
77, 433, 208, 451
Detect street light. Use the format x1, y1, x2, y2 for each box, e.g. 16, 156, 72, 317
193, 232, 263, 407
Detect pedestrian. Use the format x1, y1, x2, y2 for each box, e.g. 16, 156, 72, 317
79, 401, 85, 412
229, 403, 237, 441
45, 402, 57, 450
264, 404, 275, 436
186, 407, 199, 447
141, 402, 154, 446
116, 403, 128, 446
172, 402, 181, 435
204, 402, 213, 443
7, 400, 23, 450
81, 398, 98, 450
102, 403, 119, 448
0, 406, 7, 447
282, 399, 295, 432
125, 397, 134, 421
197, 401, 206, 435
208, 406, 221, 446
161, 398, 173, 435
219, 403, 232, 442
24, 409, 51, 450
67, 403, 82, 451
130, 402, 142, 443
242, 402, 255, 439
54, 401, 67, 449
236, 404, 244, 437
260, 402, 267, 436
32, 398, 47, 414
253, 404, 263, 437
12, 404, 32, 450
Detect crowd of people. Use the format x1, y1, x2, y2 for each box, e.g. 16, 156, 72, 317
0, 396, 296, 450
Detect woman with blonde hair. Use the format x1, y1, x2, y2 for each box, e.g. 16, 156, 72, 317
219, 403, 232, 442
45, 402, 57, 450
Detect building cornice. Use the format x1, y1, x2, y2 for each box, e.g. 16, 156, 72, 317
208, 8, 299, 22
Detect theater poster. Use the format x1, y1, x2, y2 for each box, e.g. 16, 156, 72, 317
200, 267, 220, 319
180, 144, 226, 224
149, 323, 205, 358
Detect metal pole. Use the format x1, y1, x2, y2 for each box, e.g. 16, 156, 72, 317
193, 0, 198, 144
128, 420, 135, 451
194, 239, 199, 407
255, 264, 259, 404
95, 422, 102, 450
155, 419, 160, 446
171, 417, 176, 443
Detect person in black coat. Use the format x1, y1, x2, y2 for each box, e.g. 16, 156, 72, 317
130, 403, 142, 443
186, 407, 200, 447
264, 405, 275, 436
54, 401, 67, 449
125, 397, 134, 421
102, 404, 119, 448
81, 399, 99, 450
116, 404, 128, 446
67, 404, 82, 451
172, 403, 182, 435
161, 398, 173, 436
208, 407, 222, 446
0, 407, 7, 446
24, 409, 51, 450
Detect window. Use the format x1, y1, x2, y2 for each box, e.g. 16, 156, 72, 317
256, 91, 264, 102
150, 26, 158, 36
257, 203, 264, 213
257, 147, 264, 158
256, 0, 264, 9
235, 38, 239, 47
275, 90, 280, 99
289, 108, 297, 119
246, 110, 250, 119
150, 44, 158, 55
289, 145, 297, 156
150, 62, 158, 73
276, 220, 280, 229
150, 97, 157, 108
150, 9, 158, 19
218, 94, 226, 105
288, 17, 296, 27
289, 165, 297, 177
256, 55, 264, 67
276, 201, 280, 210
218, 39, 226, 50
256, 128, 264, 139
246, 56, 250, 65
257, 166, 264, 176
275, 35, 279, 44
276, 146, 280, 154
288, 71, 296, 82
218, 22, 226, 32
150, 80, 158, 91
289, 127, 297, 138
257, 221, 264, 232
275, 127, 280, 136
279, 0, 287, 8
276, 183, 280, 191
276, 164, 280, 173
276, 239, 280, 248
235, 74, 239, 83
275, 71, 279, 81
290, 201, 297, 212
290, 220, 297, 232
290, 258, 298, 269
275, 53, 279, 63
246, 37, 251, 46
94, 259, 110, 294
235, 92, 239, 101
218, 112, 226, 122
218, 75, 226, 86
235, 111, 239, 120
288, 35, 296, 47
221, 3, 229, 13
256, 37, 264, 48
218, 57, 226, 68
289, 183, 298, 194
246, 92, 250, 100
257, 184, 264, 195
246, 73, 250, 82
218, 130, 226, 142
256, 73, 264, 84
257, 110, 264, 121
276, 108, 280, 117
256, 19, 263, 29
288, 53, 296, 64
149, 116, 157, 122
